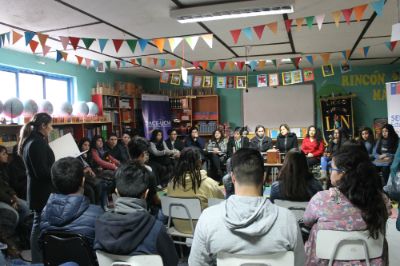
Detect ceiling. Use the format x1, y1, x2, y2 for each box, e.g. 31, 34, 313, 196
0, 0, 399, 77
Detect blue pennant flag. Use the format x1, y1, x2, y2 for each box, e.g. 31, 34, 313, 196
371, 0, 385, 16
160, 59, 166, 67
306, 55, 314, 65
249, 60, 257, 71
93, 60, 100, 68
0, 37, 3, 48
363, 46, 370, 57
0, 34, 5, 46
138, 39, 148, 52
56, 50, 63, 62
98, 39, 108, 53
24, 31, 35, 46
5, 32, 10, 44
242, 27, 253, 41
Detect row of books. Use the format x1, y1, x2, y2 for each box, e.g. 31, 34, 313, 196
197, 121, 218, 135
48, 127, 75, 142
103, 95, 119, 108
84, 125, 109, 140
103, 111, 120, 125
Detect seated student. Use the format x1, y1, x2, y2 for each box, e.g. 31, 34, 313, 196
301, 125, 325, 167
270, 149, 322, 203
40, 157, 103, 248
105, 133, 125, 163
7, 145, 27, 200
357, 126, 375, 160
250, 125, 273, 152
384, 144, 400, 231
78, 137, 94, 169
226, 127, 250, 158
276, 124, 298, 153
320, 128, 346, 179
167, 147, 224, 234
91, 135, 120, 171
185, 126, 205, 151
165, 129, 184, 155
373, 123, 399, 184
303, 143, 391, 266
120, 132, 131, 162
206, 129, 228, 180
94, 163, 178, 266
189, 148, 305, 266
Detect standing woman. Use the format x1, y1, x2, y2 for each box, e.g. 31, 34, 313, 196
301, 125, 325, 167
276, 124, 298, 153
18, 113, 55, 263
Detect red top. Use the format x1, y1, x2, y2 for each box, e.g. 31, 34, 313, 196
301, 137, 325, 159
91, 149, 119, 170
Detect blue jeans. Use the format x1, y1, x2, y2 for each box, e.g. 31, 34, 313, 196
31, 211, 42, 263
320, 156, 331, 172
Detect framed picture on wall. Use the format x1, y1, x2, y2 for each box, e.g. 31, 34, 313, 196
291, 70, 303, 84
303, 68, 315, 82
170, 73, 181, 85
257, 74, 268, 87
282, 72, 292, 85
226, 76, 236, 88
193, 76, 203, 87
236, 76, 247, 89
216, 76, 227, 88
322, 64, 334, 77
340, 62, 352, 74
203, 76, 213, 88
160, 72, 170, 83
269, 73, 279, 87
183, 75, 193, 87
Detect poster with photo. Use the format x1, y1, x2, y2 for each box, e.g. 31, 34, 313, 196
170, 73, 181, 85
322, 64, 334, 77
282, 71, 292, 85
340, 62, 352, 74
303, 68, 315, 82
269, 73, 279, 87
203, 76, 213, 88
257, 74, 268, 87
291, 70, 303, 84
216, 76, 227, 88
183, 75, 193, 87
226, 76, 236, 88
236, 76, 247, 89
193, 76, 203, 87
160, 72, 170, 83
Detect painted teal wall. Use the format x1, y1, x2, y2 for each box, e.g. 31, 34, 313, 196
0, 48, 143, 102
143, 64, 399, 130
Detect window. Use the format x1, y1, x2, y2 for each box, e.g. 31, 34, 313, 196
0, 66, 73, 110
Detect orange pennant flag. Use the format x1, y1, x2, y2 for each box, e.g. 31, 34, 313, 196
146, 57, 152, 65
312, 54, 318, 62
200, 61, 208, 70
153, 38, 165, 53
358, 48, 365, 56
320, 53, 331, 64
228, 61, 235, 71
169, 60, 176, 67
266, 22, 278, 34
37, 33, 48, 48
354, 4, 368, 22
61, 51, 68, 61
296, 18, 304, 31
258, 60, 266, 69
345, 50, 351, 60
331, 11, 341, 27
75, 55, 83, 65
12, 31, 23, 44
29, 40, 39, 53
130, 59, 136, 65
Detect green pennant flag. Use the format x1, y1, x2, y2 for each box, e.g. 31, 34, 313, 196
137, 58, 142, 65
105, 61, 111, 69
305, 16, 314, 29
208, 61, 216, 69
272, 59, 277, 68
82, 38, 95, 49
126, 39, 138, 53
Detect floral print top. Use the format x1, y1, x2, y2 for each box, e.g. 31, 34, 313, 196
303, 187, 391, 266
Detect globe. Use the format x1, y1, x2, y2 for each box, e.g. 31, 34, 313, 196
23, 99, 39, 116
86, 102, 99, 116
39, 100, 54, 114
73, 101, 89, 116
3, 98, 24, 118
59, 102, 73, 115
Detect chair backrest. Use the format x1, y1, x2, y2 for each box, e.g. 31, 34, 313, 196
208, 198, 224, 207
273, 200, 308, 221
0, 202, 19, 233
160, 196, 202, 220
42, 231, 97, 266
217, 251, 294, 266
96, 250, 163, 266
316, 230, 384, 265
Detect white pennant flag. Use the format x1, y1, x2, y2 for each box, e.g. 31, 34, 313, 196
185, 36, 199, 50
201, 34, 213, 48
315, 14, 325, 31
168, 37, 183, 52
181, 67, 188, 82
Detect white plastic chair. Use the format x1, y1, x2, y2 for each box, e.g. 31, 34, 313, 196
208, 198, 224, 207
96, 250, 163, 266
217, 251, 294, 266
316, 230, 384, 266
273, 200, 308, 221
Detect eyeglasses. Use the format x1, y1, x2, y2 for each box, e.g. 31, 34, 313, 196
329, 166, 343, 173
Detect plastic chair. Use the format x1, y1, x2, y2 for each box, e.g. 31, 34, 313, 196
42, 231, 97, 266
273, 200, 308, 221
96, 250, 163, 266
316, 230, 384, 266
217, 251, 294, 266
208, 198, 224, 207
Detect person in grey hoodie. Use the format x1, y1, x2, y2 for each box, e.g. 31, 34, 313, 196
189, 148, 305, 266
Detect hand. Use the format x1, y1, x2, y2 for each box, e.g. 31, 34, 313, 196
307, 153, 314, 158
84, 167, 95, 177
213, 148, 220, 154
11, 195, 18, 210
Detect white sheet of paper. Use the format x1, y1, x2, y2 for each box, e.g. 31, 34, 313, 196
49, 133, 86, 161
181, 67, 188, 82
391, 23, 400, 42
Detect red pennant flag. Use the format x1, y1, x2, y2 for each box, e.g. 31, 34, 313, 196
69, 37, 80, 50
115, 61, 121, 69
12, 31, 23, 44
169, 60, 176, 67
236, 61, 245, 71
284, 19, 293, 32
200, 61, 208, 69
112, 39, 124, 53
391, 41, 398, 51
230, 29, 241, 44
253, 25, 265, 40
153, 58, 158, 65
29, 40, 39, 53
193, 61, 200, 68
342, 8, 353, 25
42, 45, 51, 56
293, 57, 302, 68
219, 61, 226, 71
37, 33, 49, 48
75, 55, 83, 65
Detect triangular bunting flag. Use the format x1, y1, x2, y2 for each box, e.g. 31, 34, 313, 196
354, 4, 368, 22
152, 58, 158, 66
181, 67, 188, 83
82, 38, 95, 49
284, 19, 293, 32
61, 51, 68, 61
4, 32, 10, 44
253, 25, 265, 40
112, 39, 124, 53
390, 41, 397, 51
185, 36, 199, 50
291, 57, 302, 68
306, 55, 314, 65
24, 31, 35, 46
296, 18, 304, 31
192, 61, 200, 69
42, 45, 51, 56
272, 59, 277, 68
60, 36, 70, 50
242, 27, 253, 40
169, 60, 176, 67
153, 38, 165, 52
29, 40, 39, 53
201, 34, 213, 48
258, 60, 266, 69
315, 14, 325, 30
305, 16, 314, 29
105, 61, 111, 69
320, 53, 331, 64
146, 57, 151, 65
121, 61, 126, 68
56, 50, 63, 62
208, 61, 216, 69
200, 61, 208, 70
168, 37, 182, 52
76, 55, 83, 65
341, 50, 351, 60
363, 46, 370, 57
236, 61, 245, 71
138, 39, 148, 52
249, 61, 257, 71
115, 61, 121, 69
342, 8, 353, 25
85, 58, 91, 68
98, 39, 108, 53
0, 34, 5, 46
126, 39, 138, 53
130, 59, 136, 65
160, 59, 166, 67
69, 37, 80, 50
230, 29, 241, 44
227, 61, 235, 71
266, 22, 278, 34
331, 11, 341, 27
37, 33, 48, 48
137, 58, 142, 65
371, 0, 385, 16
219, 61, 226, 71
93, 60, 100, 68
12, 31, 23, 44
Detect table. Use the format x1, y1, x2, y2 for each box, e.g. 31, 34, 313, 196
264, 163, 283, 182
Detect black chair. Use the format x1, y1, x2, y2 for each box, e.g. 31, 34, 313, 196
42, 231, 97, 266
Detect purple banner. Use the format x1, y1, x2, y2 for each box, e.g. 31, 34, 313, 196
141, 94, 172, 139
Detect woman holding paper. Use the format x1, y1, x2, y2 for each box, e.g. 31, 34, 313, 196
18, 112, 55, 263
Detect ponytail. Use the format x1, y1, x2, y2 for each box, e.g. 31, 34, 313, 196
18, 122, 33, 156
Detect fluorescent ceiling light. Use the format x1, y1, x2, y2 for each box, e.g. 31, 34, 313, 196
171, 0, 294, 24
281, 58, 291, 62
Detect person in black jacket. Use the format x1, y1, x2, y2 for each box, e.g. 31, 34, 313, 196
94, 163, 178, 266
18, 113, 55, 263
165, 129, 184, 153
250, 125, 273, 152
276, 124, 298, 153
226, 127, 250, 158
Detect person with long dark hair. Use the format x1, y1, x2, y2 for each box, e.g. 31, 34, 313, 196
167, 147, 223, 234
276, 124, 298, 153
17, 113, 55, 263
206, 129, 227, 180
357, 126, 375, 159
270, 149, 322, 203
90, 135, 120, 171
320, 128, 347, 179
303, 143, 391, 265
250, 125, 273, 152
301, 125, 325, 167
